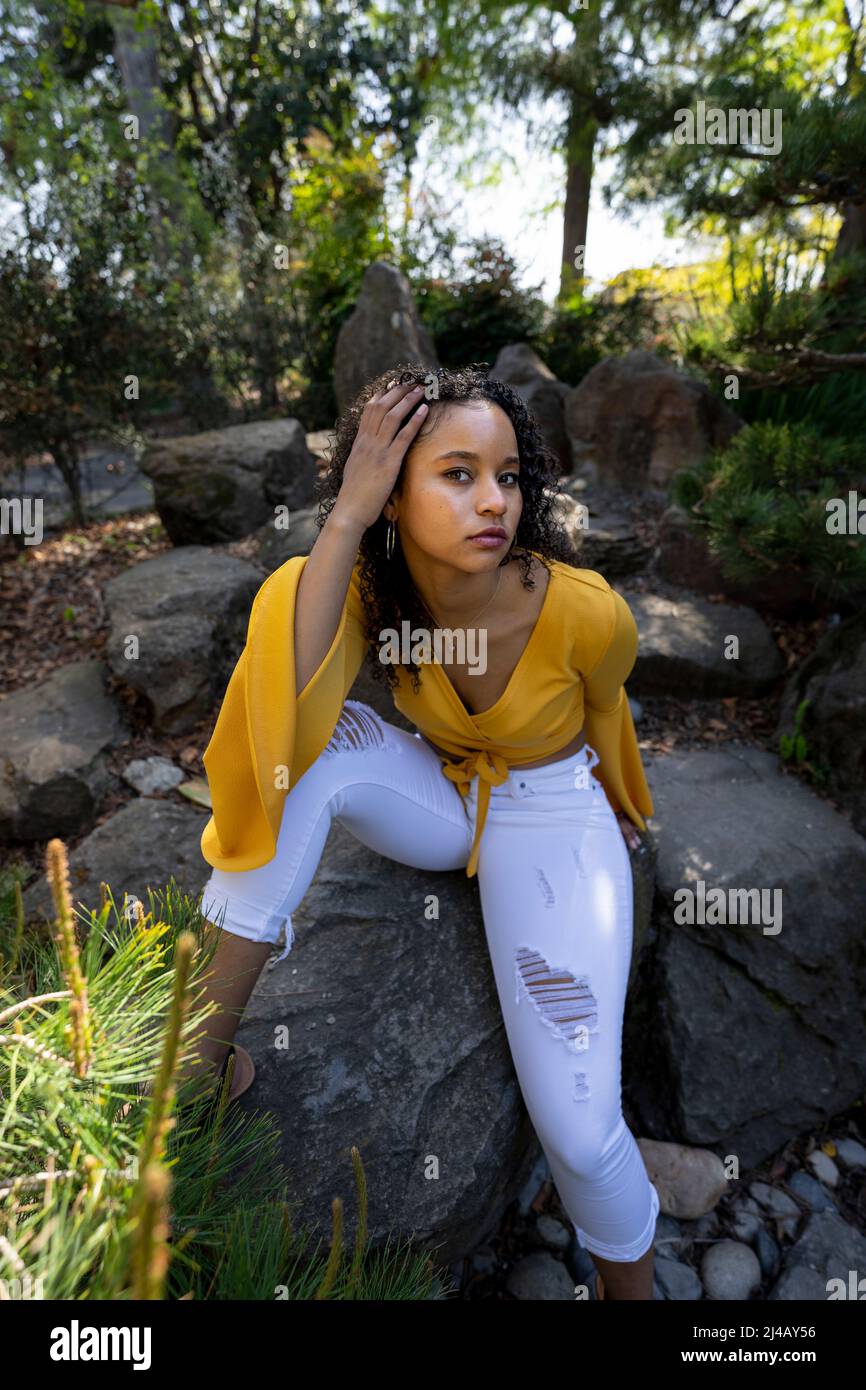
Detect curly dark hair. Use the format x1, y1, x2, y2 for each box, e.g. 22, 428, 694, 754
312, 361, 577, 696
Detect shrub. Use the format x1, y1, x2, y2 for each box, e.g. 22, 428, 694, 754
669, 420, 866, 604
0, 850, 452, 1300
284, 124, 400, 429
0, 167, 230, 521
412, 235, 546, 369
535, 286, 671, 386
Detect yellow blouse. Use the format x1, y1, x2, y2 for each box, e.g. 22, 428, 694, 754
200, 550, 654, 879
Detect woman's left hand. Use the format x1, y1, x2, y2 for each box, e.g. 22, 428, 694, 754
616, 812, 641, 852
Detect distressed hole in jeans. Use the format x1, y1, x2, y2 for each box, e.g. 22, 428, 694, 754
514, 945, 599, 1053
534, 866, 555, 907
571, 843, 588, 878
573, 1072, 591, 1102
321, 700, 391, 757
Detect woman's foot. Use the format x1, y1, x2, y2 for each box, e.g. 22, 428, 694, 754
117, 1043, 256, 1119
595, 1272, 605, 1301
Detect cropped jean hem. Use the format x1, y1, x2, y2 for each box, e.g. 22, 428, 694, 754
199, 882, 295, 961
573, 1180, 660, 1262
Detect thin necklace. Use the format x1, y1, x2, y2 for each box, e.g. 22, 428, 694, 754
426, 566, 503, 630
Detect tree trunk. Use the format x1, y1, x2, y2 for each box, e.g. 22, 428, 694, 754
52, 438, 86, 526
826, 10, 866, 275
110, 6, 175, 151
558, 19, 601, 304
559, 105, 597, 302
828, 199, 866, 268
108, 2, 189, 270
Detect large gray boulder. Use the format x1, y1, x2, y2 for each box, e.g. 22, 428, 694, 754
624, 744, 866, 1170
777, 611, 866, 838
23, 796, 210, 924
104, 547, 262, 733
491, 344, 556, 391
141, 419, 319, 544
253, 505, 320, 573
623, 588, 786, 698
0, 660, 124, 842
565, 351, 743, 490
491, 344, 572, 474
333, 262, 438, 415
557, 480, 655, 578
231, 810, 656, 1265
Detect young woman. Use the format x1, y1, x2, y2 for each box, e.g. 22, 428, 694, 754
195, 364, 659, 1301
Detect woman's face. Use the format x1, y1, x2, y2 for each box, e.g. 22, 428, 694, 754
383, 400, 523, 572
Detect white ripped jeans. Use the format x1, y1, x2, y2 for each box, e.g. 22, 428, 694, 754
200, 698, 660, 1262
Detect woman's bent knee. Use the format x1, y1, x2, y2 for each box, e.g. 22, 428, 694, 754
544, 1112, 632, 1182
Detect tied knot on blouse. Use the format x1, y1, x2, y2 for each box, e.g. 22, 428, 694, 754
439, 746, 512, 877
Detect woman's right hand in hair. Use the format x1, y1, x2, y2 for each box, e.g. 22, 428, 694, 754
331, 380, 429, 533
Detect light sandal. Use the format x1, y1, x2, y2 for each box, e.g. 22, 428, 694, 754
220, 1042, 255, 1101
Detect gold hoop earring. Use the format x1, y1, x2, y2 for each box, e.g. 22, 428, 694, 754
386, 518, 396, 560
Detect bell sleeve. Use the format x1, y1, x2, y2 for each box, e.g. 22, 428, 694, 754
580, 587, 654, 831
200, 554, 368, 872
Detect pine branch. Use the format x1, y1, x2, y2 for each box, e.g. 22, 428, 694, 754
707, 348, 866, 389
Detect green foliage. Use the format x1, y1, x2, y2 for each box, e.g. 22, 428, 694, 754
744, 366, 866, 443
0, 863, 454, 1301
406, 223, 671, 392
0, 156, 229, 515
676, 238, 866, 442
604, 2, 866, 435
283, 122, 399, 427
0, 0, 424, 451
670, 467, 704, 511
778, 697, 832, 788
726, 248, 866, 441
779, 697, 811, 765
410, 235, 546, 369
612, 3, 866, 242
669, 420, 866, 603
536, 286, 670, 386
